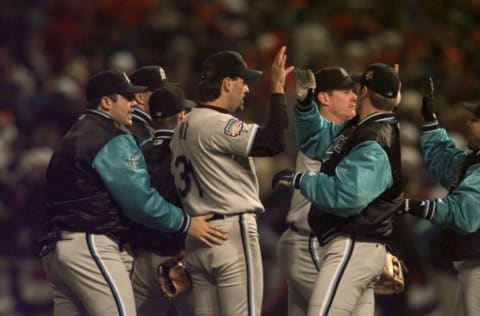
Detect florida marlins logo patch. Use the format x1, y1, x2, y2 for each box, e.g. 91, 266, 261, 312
323, 135, 348, 161
224, 119, 244, 137
129, 154, 140, 170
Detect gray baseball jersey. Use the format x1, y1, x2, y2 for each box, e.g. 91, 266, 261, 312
171, 105, 265, 315
277, 150, 321, 316
171, 106, 264, 216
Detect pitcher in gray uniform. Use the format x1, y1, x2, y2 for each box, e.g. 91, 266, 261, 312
275, 66, 357, 316
170, 46, 293, 316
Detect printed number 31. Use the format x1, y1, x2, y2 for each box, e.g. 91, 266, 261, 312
175, 155, 203, 198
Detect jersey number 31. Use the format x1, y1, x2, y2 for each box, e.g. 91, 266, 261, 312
174, 155, 204, 198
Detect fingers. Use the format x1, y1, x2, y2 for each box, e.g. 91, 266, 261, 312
307, 69, 315, 82
273, 45, 287, 66
285, 65, 295, 77
199, 226, 228, 248
202, 213, 214, 220
209, 225, 228, 240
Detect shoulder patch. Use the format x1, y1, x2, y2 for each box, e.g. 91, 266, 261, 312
224, 119, 244, 137
129, 154, 141, 170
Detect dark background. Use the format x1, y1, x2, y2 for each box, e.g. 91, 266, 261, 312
1, 0, 479, 315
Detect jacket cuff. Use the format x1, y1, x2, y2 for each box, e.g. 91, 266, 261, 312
178, 212, 191, 234
422, 120, 440, 132
292, 172, 304, 189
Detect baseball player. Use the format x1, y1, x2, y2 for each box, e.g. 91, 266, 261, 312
129, 65, 170, 146
170, 46, 293, 316
274, 63, 403, 315
129, 85, 193, 316
275, 66, 357, 316
40, 70, 227, 316
118, 65, 171, 273
398, 78, 480, 315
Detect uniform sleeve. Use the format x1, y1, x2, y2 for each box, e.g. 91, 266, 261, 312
432, 164, 480, 233
207, 116, 258, 157
420, 122, 467, 187
92, 134, 191, 233
299, 140, 393, 217
250, 93, 288, 156
293, 101, 345, 160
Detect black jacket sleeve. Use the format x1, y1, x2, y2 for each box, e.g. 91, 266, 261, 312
250, 93, 288, 157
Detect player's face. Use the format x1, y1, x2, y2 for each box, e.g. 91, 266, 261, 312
326, 89, 357, 122
467, 116, 480, 149
229, 77, 249, 112
110, 94, 136, 127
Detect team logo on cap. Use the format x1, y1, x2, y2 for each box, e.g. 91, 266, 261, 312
339, 68, 348, 78
364, 70, 374, 81
224, 119, 244, 137
123, 72, 132, 83
159, 68, 166, 80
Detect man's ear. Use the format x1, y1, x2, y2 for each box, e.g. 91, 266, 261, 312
358, 86, 368, 99
177, 111, 186, 123
99, 96, 112, 111
317, 91, 329, 106
222, 77, 232, 93
134, 92, 144, 106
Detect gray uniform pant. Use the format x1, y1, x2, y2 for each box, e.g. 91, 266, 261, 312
307, 235, 386, 316
277, 227, 320, 316
186, 213, 263, 316
130, 251, 194, 316
42, 231, 136, 316
454, 260, 480, 316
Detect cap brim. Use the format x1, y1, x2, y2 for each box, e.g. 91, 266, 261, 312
462, 102, 480, 116
241, 69, 263, 81
350, 74, 362, 82
120, 84, 148, 94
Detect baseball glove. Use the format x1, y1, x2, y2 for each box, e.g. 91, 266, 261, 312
374, 250, 407, 295
157, 253, 192, 299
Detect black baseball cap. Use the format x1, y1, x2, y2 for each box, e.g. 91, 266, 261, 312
149, 86, 187, 119
200, 51, 263, 81
86, 70, 147, 102
462, 102, 480, 117
129, 65, 169, 91
315, 67, 356, 92
360, 63, 400, 98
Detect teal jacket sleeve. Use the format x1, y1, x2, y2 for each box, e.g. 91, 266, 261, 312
420, 122, 467, 187
299, 140, 393, 217
92, 134, 191, 233
294, 101, 345, 160
432, 164, 480, 233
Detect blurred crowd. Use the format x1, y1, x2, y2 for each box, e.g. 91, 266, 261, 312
1, 0, 480, 315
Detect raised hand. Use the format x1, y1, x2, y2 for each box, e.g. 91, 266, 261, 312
295, 68, 316, 107
421, 76, 436, 122
271, 45, 295, 94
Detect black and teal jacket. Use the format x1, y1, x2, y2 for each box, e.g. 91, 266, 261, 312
44, 109, 190, 243
421, 120, 480, 260
293, 102, 402, 244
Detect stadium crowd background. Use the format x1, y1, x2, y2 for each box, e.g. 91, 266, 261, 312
1, 0, 480, 315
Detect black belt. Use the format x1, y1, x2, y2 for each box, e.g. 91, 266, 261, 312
208, 212, 256, 221
289, 224, 313, 237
